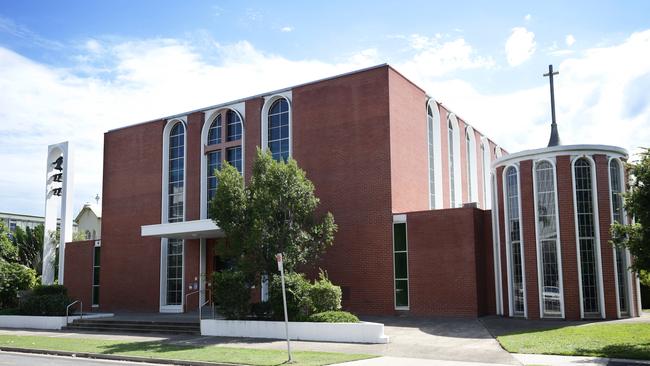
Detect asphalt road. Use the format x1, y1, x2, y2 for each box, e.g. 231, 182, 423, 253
0, 351, 166, 366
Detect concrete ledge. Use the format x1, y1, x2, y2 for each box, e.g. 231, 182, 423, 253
0, 347, 232, 366
0, 313, 113, 330
201, 319, 389, 344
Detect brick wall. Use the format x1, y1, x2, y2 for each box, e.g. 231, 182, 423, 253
292, 66, 395, 314
406, 207, 493, 317
101, 120, 164, 312
63, 240, 94, 311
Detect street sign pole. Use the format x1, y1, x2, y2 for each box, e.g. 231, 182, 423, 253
276, 253, 293, 363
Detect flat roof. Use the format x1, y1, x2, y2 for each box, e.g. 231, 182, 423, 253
108, 63, 390, 133
106, 63, 503, 150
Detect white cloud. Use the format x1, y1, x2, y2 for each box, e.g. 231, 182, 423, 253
0, 38, 380, 215
566, 34, 576, 47
2, 27, 650, 217
280, 26, 293, 32
410, 30, 650, 158
505, 27, 536, 66
524, 14, 532, 21
400, 34, 494, 79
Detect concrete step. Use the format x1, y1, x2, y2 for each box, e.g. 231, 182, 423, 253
63, 319, 200, 335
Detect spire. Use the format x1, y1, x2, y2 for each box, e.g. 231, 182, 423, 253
543, 64, 561, 147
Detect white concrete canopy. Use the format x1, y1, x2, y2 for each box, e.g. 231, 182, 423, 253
141, 219, 224, 239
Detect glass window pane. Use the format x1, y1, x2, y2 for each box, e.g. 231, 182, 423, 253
394, 252, 408, 279
393, 223, 406, 251
395, 280, 409, 307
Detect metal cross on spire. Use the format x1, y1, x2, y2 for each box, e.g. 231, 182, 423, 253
543, 64, 561, 147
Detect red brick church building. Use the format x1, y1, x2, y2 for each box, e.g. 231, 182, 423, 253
63, 64, 642, 320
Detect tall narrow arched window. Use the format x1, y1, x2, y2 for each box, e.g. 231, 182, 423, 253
574, 158, 601, 317
481, 139, 491, 209
448, 119, 456, 208
427, 106, 436, 208
465, 127, 477, 205
268, 98, 290, 162
534, 160, 563, 317
168, 122, 185, 223
163, 120, 185, 308
610, 158, 629, 316
505, 166, 525, 316
466, 131, 473, 203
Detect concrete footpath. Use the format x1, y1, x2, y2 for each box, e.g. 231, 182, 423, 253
0, 316, 519, 365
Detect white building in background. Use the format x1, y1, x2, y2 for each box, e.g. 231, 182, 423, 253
75, 203, 101, 240
0, 212, 45, 233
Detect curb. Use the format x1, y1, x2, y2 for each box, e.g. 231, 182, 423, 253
0, 346, 241, 366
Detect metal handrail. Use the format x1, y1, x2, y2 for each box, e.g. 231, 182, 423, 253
185, 288, 212, 320
65, 300, 83, 325
184, 289, 201, 312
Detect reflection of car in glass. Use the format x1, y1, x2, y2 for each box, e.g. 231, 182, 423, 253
543, 286, 561, 300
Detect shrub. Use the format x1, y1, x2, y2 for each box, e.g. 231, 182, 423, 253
32, 284, 67, 296
0, 260, 37, 309
212, 269, 251, 319
250, 302, 272, 319
309, 270, 342, 313
19, 293, 72, 316
269, 272, 312, 321
308, 311, 359, 323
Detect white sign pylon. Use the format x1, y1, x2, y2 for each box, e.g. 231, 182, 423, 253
42, 142, 74, 285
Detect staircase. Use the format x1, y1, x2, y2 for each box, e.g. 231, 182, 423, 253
63, 318, 200, 335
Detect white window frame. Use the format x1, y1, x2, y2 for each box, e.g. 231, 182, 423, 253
392, 214, 409, 310
532, 158, 565, 319
426, 99, 443, 209
200, 104, 246, 219
481, 137, 492, 209
160, 118, 187, 313
502, 164, 527, 318
261, 91, 293, 159
448, 113, 462, 208
91, 240, 101, 307
607, 156, 634, 318
571, 155, 605, 319
465, 126, 478, 205
491, 171, 504, 315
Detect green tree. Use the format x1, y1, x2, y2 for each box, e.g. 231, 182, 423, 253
210, 148, 337, 277
12, 224, 44, 272
612, 148, 650, 272
0, 222, 18, 262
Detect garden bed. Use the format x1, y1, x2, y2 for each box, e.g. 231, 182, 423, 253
0, 313, 113, 330
201, 319, 389, 344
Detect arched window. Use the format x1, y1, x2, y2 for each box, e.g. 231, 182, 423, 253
505, 166, 525, 316
427, 105, 436, 208
92, 230, 96, 240
610, 158, 629, 316
573, 157, 601, 317
465, 127, 477, 205
534, 160, 562, 317
201, 109, 244, 218
161, 119, 186, 310
208, 114, 222, 145
85, 230, 91, 240
168, 122, 185, 223
448, 119, 456, 207
268, 98, 290, 161
481, 139, 491, 209
226, 110, 242, 142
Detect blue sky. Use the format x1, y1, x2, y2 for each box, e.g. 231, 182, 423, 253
1, 1, 649, 216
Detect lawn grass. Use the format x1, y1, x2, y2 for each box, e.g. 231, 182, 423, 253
0, 335, 374, 366
497, 323, 650, 360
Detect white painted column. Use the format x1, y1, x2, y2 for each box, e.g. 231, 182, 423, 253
199, 238, 206, 305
